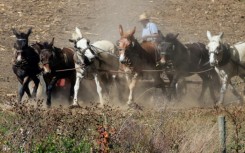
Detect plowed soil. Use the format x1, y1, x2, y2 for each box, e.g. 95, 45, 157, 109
0, 0, 244, 107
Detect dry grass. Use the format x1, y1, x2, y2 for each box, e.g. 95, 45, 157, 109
0, 98, 245, 152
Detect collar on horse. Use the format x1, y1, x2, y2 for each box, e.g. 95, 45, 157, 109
217, 43, 231, 67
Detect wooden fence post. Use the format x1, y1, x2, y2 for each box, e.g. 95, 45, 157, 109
218, 115, 226, 153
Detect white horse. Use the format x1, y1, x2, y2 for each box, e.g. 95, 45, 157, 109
206, 31, 245, 105
69, 27, 120, 107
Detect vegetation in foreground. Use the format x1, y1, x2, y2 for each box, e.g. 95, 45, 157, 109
0, 99, 245, 153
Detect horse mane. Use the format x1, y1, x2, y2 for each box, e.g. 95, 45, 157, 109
217, 43, 231, 66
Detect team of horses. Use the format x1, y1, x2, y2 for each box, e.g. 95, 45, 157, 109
11, 26, 245, 108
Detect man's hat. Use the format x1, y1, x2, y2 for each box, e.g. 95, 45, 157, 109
139, 13, 149, 21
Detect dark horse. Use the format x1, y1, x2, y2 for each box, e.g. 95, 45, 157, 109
118, 25, 167, 105
12, 28, 41, 102
35, 38, 76, 107
163, 33, 220, 102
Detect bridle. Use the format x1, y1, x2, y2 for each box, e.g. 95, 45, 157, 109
117, 37, 138, 67
74, 37, 96, 55
208, 44, 223, 55
40, 48, 56, 65
16, 38, 28, 48
208, 41, 231, 66
73, 38, 96, 68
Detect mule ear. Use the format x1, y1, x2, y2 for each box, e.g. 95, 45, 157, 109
75, 27, 82, 38
130, 26, 136, 36
207, 31, 212, 41
12, 28, 19, 36
27, 27, 32, 36
50, 37, 55, 47
174, 33, 179, 39
69, 39, 76, 43
119, 24, 123, 36
87, 39, 90, 45
219, 32, 224, 39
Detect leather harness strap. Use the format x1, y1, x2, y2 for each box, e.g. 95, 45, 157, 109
217, 43, 231, 67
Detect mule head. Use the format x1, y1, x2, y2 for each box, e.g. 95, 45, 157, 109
12, 28, 33, 64
161, 33, 179, 56
12, 27, 32, 49
206, 31, 224, 66
118, 24, 137, 63
39, 38, 55, 74
70, 27, 95, 63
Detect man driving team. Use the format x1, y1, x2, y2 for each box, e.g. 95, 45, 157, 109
139, 13, 166, 66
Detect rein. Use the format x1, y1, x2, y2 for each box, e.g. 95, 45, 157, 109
55, 65, 213, 74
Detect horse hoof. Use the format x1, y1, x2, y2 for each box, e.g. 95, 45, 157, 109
237, 100, 244, 106
128, 103, 143, 111
46, 101, 51, 108
98, 104, 104, 108
215, 102, 224, 108
69, 104, 81, 109
127, 100, 133, 105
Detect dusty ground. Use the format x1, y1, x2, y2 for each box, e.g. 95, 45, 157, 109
0, 0, 244, 108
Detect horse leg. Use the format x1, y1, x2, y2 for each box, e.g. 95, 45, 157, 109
154, 72, 167, 93
17, 76, 31, 102
114, 74, 126, 102
127, 73, 138, 105
197, 74, 209, 102
175, 78, 187, 100
169, 75, 179, 100
94, 73, 104, 107
208, 80, 217, 104
46, 77, 58, 107
209, 71, 220, 104
218, 78, 228, 105
24, 77, 32, 97
31, 75, 40, 98
68, 73, 76, 104
228, 82, 243, 104
17, 82, 24, 103
72, 73, 82, 107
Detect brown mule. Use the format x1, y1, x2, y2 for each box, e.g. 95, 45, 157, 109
117, 25, 168, 105
34, 38, 76, 107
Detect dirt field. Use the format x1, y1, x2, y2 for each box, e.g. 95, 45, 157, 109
0, 0, 245, 108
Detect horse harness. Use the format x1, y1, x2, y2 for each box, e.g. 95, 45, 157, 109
13, 50, 28, 67
209, 43, 231, 67
75, 43, 119, 73
214, 43, 245, 71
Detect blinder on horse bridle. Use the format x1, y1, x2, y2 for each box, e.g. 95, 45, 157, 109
72, 38, 97, 67
39, 47, 56, 65
208, 42, 231, 66
207, 42, 223, 56
162, 41, 175, 55
73, 37, 93, 54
